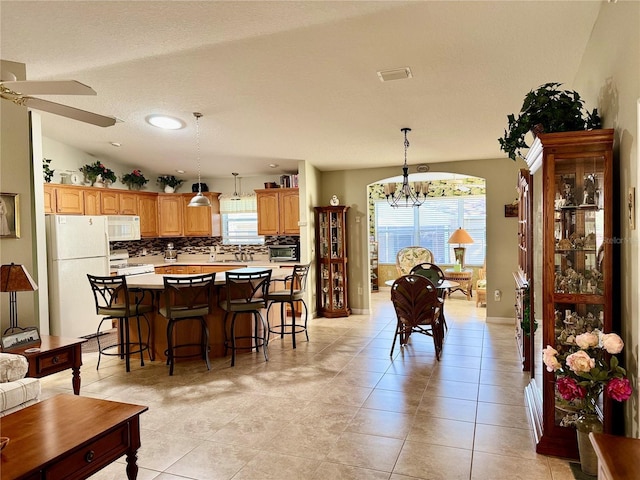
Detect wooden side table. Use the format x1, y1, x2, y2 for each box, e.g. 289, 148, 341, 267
444, 269, 473, 300
6, 335, 86, 395
589, 432, 640, 480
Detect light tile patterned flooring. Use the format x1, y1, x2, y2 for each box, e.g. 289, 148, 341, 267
39, 291, 576, 480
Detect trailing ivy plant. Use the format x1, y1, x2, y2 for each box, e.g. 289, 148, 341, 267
499, 82, 602, 161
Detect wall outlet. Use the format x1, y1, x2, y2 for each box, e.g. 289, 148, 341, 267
494, 290, 502, 301
358, 286, 363, 295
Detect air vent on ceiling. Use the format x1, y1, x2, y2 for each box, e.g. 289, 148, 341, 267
377, 67, 413, 82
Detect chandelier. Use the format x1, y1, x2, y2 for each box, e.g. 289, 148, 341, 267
384, 127, 429, 207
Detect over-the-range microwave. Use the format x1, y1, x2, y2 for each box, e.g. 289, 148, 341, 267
107, 215, 141, 241
268, 244, 298, 262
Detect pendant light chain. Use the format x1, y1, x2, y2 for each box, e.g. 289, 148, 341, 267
195, 112, 203, 193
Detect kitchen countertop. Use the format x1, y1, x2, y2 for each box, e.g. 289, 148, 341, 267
127, 254, 300, 268
126, 267, 290, 289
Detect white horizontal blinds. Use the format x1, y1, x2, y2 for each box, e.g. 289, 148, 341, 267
375, 196, 486, 265
219, 194, 257, 213
220, 194, 263, 245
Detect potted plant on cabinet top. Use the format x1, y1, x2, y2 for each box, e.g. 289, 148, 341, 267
122, 169, 149, 190
157, 175, 183, 193
498, 82, 602, 161
43, 158, 54, 183
80, 161, 117, 186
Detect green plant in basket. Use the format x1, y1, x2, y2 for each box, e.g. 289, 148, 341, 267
122, 169, 149, 189
80, 161, 117, 183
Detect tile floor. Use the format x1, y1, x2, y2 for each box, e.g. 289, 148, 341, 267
39, 290, 576, 480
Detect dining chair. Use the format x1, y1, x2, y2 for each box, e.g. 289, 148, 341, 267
264, 263, 310, 349
219, 269, 272, 366
390, 274, 444, 360
395, 246, 434, 276
87, 274, 154, 373
159, 273, 215, 375
410, 262, 448, 330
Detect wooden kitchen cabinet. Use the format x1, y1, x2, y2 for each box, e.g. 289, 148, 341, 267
137, 192, 159, 237
157, 194, 184, 236
100, 190, 137, 215
83, 189, 101, 215
255, 187, 299, 235
43, 184, 55, 213
182, 193, 221, 237
52, 184, 85, 214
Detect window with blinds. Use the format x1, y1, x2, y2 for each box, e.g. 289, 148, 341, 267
219, 194, 264, 245
375, 196, 486, 265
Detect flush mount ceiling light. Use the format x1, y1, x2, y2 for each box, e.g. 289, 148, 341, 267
377, 67, 412, 82
188, 112, 211, 207
384, 128, 429, 208
109, 142, 121, 147
146, 114, 185, 130
231, 172, 241, 201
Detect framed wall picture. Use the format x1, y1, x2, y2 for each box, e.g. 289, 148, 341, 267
0, 193, 20, 238
1, 327, 40, 351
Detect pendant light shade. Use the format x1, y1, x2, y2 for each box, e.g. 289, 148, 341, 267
231, 172, 241, 201
188, 112, 211, 207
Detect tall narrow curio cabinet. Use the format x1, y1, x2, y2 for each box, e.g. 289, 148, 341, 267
315, 205, 350, 318
525, 129, 615, 459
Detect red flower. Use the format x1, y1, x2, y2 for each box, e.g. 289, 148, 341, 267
605, 377, 632, 402
557, 377, 586, 401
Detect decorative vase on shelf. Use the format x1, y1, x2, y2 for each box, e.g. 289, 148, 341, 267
575, 413, 603, 476
164, 185, 175, 193
93, 175, 105, 188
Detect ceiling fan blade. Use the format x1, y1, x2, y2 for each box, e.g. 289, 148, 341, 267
1, 80, 96, 96
23, 97, 117, 127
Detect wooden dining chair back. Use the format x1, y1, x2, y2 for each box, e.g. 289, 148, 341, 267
390, 274, 443, 359
264, 263, 311, 348
219, 269, 272, 366
87, 274, 153, 372
160, 273, 215, 375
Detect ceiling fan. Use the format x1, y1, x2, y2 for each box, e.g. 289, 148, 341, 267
0, 71, 117, 127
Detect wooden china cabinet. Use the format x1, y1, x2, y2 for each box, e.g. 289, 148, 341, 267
523, 129, 615, 459
315, 205, 350, 318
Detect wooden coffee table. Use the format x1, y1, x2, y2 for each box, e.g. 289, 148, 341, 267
0, 394, 148, 480
5, 335, 86, 395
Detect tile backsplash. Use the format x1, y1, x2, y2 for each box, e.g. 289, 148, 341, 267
110, 236, 299, 257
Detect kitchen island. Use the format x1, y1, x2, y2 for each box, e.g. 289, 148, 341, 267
124, 267, 290, 363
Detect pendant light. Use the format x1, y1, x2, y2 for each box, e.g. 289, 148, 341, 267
188, 112, 211, 207
384, 127, 429, 208
231, 172, 241, 201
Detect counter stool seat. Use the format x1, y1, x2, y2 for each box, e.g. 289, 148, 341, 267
160, 273, 215, 375
219, 270, 271, 367
87, 274, 153, 373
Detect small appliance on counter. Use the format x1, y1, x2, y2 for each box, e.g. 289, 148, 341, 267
268, 244, 298, 262
164, 242, 178, 262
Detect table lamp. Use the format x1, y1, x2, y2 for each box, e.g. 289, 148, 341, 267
1, 263, 38, 334
448, 228, 474, 269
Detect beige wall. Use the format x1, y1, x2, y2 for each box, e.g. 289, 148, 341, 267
0, 60, 38, 331
573, 1, 640, 436
319, 157, 524, 319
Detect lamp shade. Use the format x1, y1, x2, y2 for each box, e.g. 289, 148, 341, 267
448, 227, 474, 245
1, 263, 38, 292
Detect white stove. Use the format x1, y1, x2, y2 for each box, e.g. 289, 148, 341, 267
110, 249, 155, 276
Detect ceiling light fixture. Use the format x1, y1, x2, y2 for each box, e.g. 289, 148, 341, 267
109, 142, 121, 147
146, 114, 185, 130
231, 172, 241, 201
384, 128, 429, 208
188, 112, 211, 207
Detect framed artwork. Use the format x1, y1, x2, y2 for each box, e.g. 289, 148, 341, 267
1, 327, 40, 351
0, 193, 20, 238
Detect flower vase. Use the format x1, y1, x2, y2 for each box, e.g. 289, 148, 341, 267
164, 185, 175, 193
575, 413, 603, 476
93, 176, 105, 188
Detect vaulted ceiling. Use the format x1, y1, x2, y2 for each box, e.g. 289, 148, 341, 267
1, 1, 603, 178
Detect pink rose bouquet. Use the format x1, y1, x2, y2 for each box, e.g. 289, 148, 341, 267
543, 329, 632, 415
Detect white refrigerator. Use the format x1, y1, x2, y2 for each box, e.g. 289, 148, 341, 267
46, 215, 110, 338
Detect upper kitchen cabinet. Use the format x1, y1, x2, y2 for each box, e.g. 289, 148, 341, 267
255, 188, 299, 235
182, 193, 221, 237
157, 192, 221, 237
157, 194, 184, 237
137, 192, 159, 237
100, 191, 138, 215
45, 184, 84, 214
